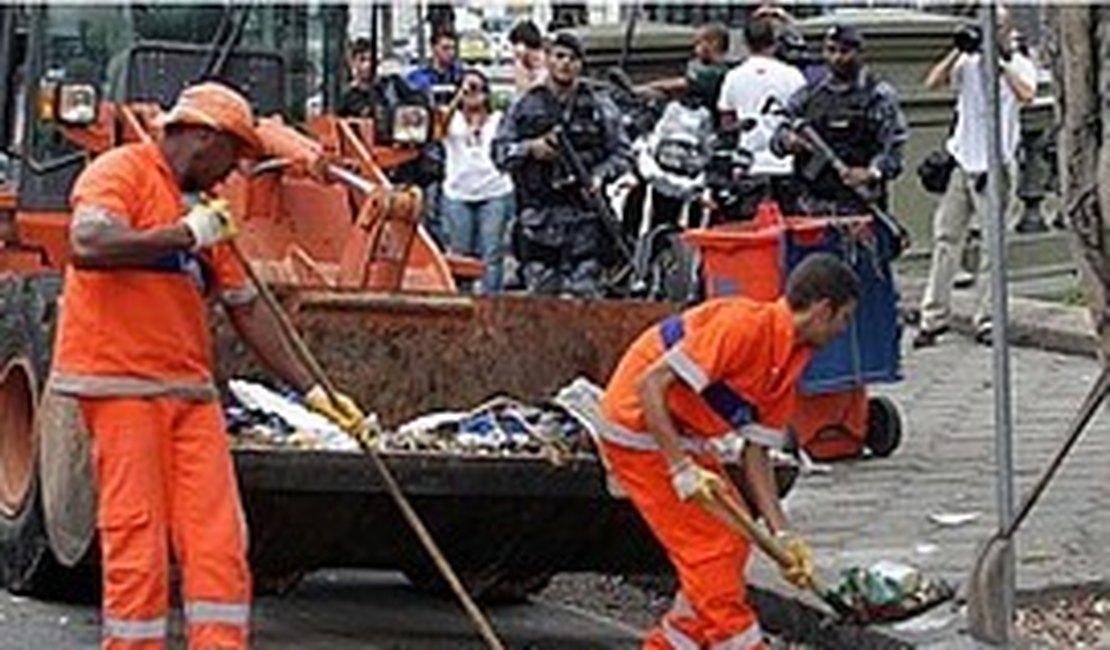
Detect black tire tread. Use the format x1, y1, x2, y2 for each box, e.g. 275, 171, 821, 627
0, 274, 95, 601
866, 395, 902, 458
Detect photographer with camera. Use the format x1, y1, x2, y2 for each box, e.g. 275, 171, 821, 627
914, 7, 1037, 348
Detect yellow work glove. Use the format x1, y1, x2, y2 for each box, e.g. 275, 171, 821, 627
305, 384, 368, 436
668, 457, 726, 508
777, 532, 815, 590
182, 198, 237, 250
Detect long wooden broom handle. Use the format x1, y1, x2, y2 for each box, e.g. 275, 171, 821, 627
228, 242, 507, 650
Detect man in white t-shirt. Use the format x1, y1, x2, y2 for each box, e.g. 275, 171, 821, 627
717, 15, 806, 175
914, 8, 1037, 348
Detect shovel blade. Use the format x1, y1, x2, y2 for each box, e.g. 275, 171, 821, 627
966, 536, 1014, 644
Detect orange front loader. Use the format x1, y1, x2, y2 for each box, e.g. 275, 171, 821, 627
7, 96, 472, 294
0, 5, 684, 605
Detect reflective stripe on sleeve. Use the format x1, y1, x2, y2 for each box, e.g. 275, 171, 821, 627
72, 206, 127, 228
184, 600, 250, 626
103, 615, 167, 641
737, 423, 785, 450
662, 346, 710, 392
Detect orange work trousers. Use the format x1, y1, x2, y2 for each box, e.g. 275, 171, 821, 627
602, 441, 766, 650
80, 397, 251, 650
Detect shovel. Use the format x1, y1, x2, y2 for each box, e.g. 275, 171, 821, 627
704, 485, 862, 621
708, 485, 953, 624
967, 364, 1110, 643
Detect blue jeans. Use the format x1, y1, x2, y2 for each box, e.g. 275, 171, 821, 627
443, 193, 514, 293
422, 182, 447, 249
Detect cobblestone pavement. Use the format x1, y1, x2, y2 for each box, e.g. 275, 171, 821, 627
741, 334, 1110, 647
780, 335, 1108, 594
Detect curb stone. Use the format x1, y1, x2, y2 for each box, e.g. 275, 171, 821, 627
899, 278, 1098, 358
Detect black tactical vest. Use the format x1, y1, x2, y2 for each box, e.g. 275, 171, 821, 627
512, 84, 609, 210
796, 73, 882, 200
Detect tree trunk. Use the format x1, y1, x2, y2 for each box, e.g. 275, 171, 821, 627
1053, 6, 1110, 361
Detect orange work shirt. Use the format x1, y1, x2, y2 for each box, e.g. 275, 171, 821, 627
51, 142, 254, 401
601, 297, 811, 449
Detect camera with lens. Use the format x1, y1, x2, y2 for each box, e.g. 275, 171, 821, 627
953, 24, 982, 54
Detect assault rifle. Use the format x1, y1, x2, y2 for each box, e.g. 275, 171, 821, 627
550, 125, 634, 264
791, 118, 911, 256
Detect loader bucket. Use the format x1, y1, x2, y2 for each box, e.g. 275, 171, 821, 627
215, 291, 676, 427
211, 292, 684, 597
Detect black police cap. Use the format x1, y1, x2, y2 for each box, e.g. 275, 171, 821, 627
825, 23, 863, 49
550, 31, 585, 60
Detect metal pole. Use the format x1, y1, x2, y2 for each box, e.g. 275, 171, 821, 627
416, 1, 426, 66
981, 4, 1016, 644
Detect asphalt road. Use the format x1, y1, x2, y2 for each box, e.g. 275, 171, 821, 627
0, 570, 641, 650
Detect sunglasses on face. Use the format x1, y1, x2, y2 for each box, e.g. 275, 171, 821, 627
823, 43, 856, 56
463, 80, 489, 94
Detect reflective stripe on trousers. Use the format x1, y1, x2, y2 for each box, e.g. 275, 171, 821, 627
81, 397, 251, 650
657, 592, 765, 650
660, 593, 700, 650
185, 600, 251, 626
103, 616, 167, 642
601, 443, 763, 650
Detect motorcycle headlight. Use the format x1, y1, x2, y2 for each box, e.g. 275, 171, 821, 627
392, 105, 431, 145
655, 140, 706, 177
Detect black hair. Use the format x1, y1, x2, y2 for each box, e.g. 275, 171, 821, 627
699, 22, 730, 54
461, 68, 492, 111
432, 27, 458, 45
509, 20, 543, 49
785, 253, 860, 311
744, 15, 778, 54
349, 36, 373, 58
462, 68, 490, 91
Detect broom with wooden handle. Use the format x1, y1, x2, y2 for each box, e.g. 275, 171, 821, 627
228, 242, 507, 650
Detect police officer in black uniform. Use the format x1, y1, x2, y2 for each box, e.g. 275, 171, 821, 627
771, 24, 908, 215
492, 31, 631, 297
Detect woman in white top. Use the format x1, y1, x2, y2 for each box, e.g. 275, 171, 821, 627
443, 69, 516, 293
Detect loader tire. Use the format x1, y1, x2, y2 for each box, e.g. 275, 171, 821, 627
0, 274, 95, 601
402, 563, 554, 604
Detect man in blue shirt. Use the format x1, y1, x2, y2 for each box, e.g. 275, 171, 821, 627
404, 27, 464, 247
407, 28, 464, 105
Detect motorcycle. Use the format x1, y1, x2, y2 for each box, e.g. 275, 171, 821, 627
625, 98, 716, 302
591, 69, 770, 302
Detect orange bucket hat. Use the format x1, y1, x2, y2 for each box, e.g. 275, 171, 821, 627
159, 81, 265, 158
